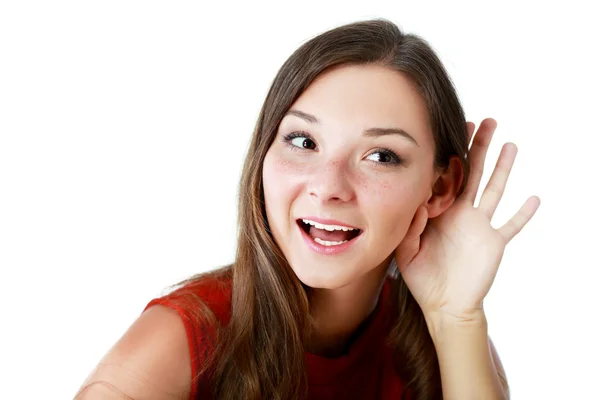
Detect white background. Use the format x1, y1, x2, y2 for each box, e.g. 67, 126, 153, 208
1, 1, 598, 399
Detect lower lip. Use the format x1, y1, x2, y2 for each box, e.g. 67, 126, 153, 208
297, 222, 362, 255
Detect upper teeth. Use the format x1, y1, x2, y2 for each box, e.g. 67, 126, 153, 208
302, 219, 358, 232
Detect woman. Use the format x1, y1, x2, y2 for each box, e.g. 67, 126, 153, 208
76, 18, 539, 400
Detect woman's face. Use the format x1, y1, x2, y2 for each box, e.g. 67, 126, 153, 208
262, 64, 437, 289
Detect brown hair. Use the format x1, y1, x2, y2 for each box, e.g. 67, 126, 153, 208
176, 18, 471, 400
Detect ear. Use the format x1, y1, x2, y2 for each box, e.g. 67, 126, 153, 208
424, 155, 464, 219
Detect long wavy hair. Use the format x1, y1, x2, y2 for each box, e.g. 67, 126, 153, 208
175, 18, 471, 400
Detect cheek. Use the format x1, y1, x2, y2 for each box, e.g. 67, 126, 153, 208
361, 175, 422, 237
262, 149, 306, 223
263, 150, 305, 193
362, 176, 414, 207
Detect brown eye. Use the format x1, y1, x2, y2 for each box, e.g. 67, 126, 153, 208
365, 149, 403, 167
291, 136, 316, 149
367, 152, 392, 163
283, 132, 318, 150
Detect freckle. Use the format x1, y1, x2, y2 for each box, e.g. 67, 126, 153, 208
356, 174, 367, 186
375, 183, 388, 195
369, 180, 392, 199
276, 158, 290, 167
275, 157, 305, 174
271, 158, 287, 172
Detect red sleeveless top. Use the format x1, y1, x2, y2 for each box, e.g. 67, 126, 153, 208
143, 274, 411, 399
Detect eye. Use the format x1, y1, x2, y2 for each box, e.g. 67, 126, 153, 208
283, 132, 317, 150
291, 137, 316, 149
365, 149, 402, 166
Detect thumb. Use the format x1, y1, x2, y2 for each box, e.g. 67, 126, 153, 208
394, 205, 429, 270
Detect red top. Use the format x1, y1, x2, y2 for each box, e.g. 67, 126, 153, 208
143, 274, 410, 399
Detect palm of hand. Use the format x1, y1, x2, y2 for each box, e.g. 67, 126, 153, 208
395, 119, 540, 320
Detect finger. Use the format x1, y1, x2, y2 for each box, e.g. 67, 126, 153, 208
395, 206, 428, 265
401, 206, 428, 243
498, 195, 541, 242
462, 118, 497, 205
478, 142, 518, 219
400, 205, 429, 247
415, 205, 429, 235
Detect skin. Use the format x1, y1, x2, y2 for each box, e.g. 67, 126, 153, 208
262, 63, 461, 356
394, 111, 539, 399
76, 64, 529, 399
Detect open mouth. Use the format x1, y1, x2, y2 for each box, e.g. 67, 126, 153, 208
296, 218, 362, 246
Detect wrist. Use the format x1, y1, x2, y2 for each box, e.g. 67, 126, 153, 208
424, 309, 488, 343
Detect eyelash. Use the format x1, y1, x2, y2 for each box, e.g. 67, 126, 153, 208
281, 131, 403, 167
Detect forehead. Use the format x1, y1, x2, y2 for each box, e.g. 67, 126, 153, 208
285, 64, 431, 142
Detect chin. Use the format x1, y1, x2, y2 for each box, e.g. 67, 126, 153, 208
288, 259, 365, 290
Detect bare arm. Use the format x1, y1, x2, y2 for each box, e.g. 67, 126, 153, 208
74, 305, 192, 400
426, 311, 510, 400
75, 381, 135, 400
489, 335, 510, 398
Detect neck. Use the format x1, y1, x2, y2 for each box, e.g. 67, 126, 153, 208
306, 257, 392, 357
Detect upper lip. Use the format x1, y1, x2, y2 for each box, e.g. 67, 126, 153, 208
297, 216, 361, 230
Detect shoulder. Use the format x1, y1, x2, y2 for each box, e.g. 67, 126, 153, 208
76, 268, 233, 400
147, 268, 234, 326
76, 305, 192, 399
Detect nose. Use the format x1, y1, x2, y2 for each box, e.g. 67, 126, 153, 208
307, 159, 355, 204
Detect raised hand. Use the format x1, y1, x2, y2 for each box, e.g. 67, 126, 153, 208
394, 118, 541, 321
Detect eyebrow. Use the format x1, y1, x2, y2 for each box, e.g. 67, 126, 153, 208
284, 109, 419, 147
